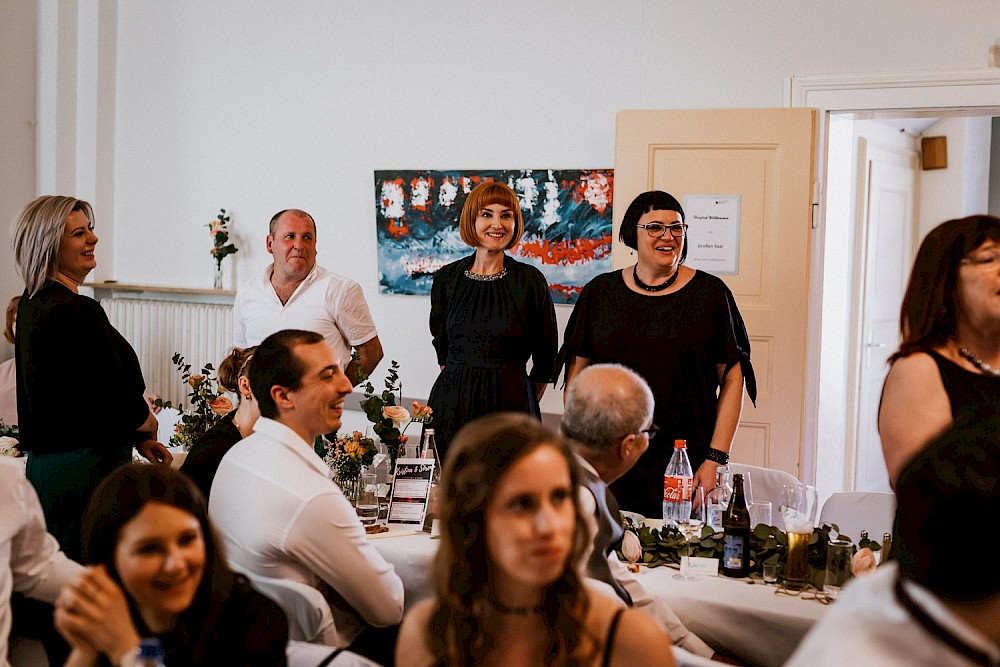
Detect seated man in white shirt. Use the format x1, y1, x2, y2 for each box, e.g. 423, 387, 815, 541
233, 209, 383, 384
561, 363, 714, 658
209, 329, 404, 665
1, 456, 83, 666
787, 409, 1000, 667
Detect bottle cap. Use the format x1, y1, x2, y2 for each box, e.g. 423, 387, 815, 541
674, 439, 686, 448
139, 638, 163, 658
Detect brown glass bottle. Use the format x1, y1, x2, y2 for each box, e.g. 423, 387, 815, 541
722, 473, 751, 577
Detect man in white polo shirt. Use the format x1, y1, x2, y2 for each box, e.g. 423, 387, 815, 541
210, 329, 403, 664
233, 209, 383, 383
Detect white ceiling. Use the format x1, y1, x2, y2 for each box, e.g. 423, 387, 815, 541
872, 117, 941, 136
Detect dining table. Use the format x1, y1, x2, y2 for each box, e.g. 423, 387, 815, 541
370, 529, 830, 667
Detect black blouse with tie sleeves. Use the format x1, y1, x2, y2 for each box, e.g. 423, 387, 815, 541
427, 254, 557, 456
561, 269, 756, 518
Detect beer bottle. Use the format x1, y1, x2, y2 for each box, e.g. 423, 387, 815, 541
722, 473, 751, 578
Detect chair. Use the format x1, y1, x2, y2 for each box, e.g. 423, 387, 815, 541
286, 641, 380, 667
728, 463, 803, 530
242, 572, 339, 646
818, 491, 897, 543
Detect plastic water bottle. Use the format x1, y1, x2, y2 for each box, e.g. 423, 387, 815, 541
137, 638, 165, 667
706, 466, 732, 531
662, 439, 693, 528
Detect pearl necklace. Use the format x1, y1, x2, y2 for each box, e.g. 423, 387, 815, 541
632, 264, 679, 292
957, 347, 1000, 378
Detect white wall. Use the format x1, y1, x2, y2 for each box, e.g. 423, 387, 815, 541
0, 0, 37, 363
918, 116, 993, 240
6, 0, 1000, 411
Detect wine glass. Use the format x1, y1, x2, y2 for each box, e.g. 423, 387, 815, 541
673, 486, 706, 581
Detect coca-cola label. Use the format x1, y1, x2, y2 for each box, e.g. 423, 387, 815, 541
663, 475, 693, 503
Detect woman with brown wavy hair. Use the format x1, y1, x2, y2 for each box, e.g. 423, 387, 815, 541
395, 413, 674, 666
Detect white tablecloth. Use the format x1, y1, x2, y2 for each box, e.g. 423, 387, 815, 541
371, 531, 828, 667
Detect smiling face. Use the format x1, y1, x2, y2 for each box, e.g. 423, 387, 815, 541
485, 443, 576, 603
267, 212, 317, 284
56, 209, 98, 283
955, 239, 1000, 330
474, 203, 516, 251
635, 209, 684, 273
282, 341, 353, 442
113, 501, 205, 632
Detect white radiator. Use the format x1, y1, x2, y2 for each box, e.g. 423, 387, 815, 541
101, 298, 233, 408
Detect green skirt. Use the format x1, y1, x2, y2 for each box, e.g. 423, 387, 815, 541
26, 446, 132, 561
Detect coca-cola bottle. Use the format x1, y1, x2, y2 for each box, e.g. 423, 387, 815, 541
662, 439, 693, 528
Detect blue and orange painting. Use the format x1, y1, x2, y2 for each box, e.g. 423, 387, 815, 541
374, 169, 613, 304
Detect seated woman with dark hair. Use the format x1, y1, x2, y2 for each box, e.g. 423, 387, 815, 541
180, 346, 259, 499
395, 412, 675, 666
54, 464, 288, 666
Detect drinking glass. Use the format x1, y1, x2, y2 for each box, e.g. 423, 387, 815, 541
356, 472, 379, 526
779, 483, 817, 589
750, 500, 773, 527
673, 487, 706, 581
823, 538, 854, 598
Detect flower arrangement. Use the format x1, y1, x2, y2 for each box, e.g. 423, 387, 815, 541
0, 420, 19, 457
323, 430, 378, 487
209, 208, 238, 266
153, 353, 234, 450
617, 519, 883, 590
354, 356, 432, 468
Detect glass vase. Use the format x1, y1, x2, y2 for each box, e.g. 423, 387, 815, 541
339, 475, 360, 505
213, 262, 223, 290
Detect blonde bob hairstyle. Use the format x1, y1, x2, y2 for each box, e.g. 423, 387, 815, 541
14, 196, 96, 297
458, 181, 524, 250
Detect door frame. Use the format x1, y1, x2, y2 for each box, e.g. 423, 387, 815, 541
786, 68, 1000, 493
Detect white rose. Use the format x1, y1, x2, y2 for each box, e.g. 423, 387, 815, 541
0, 436, 20, 457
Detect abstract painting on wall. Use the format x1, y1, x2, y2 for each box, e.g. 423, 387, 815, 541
374, 169, 613, 304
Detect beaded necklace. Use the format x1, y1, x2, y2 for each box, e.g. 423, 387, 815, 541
957, 347, 1000, 378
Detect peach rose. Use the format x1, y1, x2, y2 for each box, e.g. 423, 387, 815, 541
208, 395, 234, 416
621, 530, 642, 564
851, 547, 877, 576
352, 430, 364, 441
411, 401, 433, 420
187, 374, 206, 388
383, 405, 410, 425
343, 440, 358, 455
0, 436, 20, 457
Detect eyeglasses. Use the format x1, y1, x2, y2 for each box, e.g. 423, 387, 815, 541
959, 251, 1000, 268
639, 423, 660, 439
637, 223, 688, 238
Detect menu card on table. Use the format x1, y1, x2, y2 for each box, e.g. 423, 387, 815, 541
387, 458, 435, 529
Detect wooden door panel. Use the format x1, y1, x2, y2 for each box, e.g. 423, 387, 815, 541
616, 109, 815, 476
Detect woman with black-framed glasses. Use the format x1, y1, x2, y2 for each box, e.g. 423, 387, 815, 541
560, 190, 756, 518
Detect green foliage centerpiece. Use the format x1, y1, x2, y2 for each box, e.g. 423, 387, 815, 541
618, 519, 883, 590
355, 358, 432, 474
154, 353, 234, 450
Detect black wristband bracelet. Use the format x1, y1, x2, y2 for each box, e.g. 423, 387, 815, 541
705, 448, 730, 465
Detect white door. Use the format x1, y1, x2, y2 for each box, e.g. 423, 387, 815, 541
615, 108, 816, 477
851, 143, 918, 492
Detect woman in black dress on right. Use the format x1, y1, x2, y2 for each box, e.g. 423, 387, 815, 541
427, 181, 557, 459
562, 190, 756, 518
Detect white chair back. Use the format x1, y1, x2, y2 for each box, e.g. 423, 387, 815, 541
243, 572, 339, 646
286, 641, 380, 667
728, 463, 803, 531
818, 491, 897, 543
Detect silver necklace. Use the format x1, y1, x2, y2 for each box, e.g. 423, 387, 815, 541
957, 347, 1000, 378
464, 268, 507, 282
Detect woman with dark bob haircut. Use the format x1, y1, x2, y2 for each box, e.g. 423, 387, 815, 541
879, 214, 1000, 489
395, 413, 675, 666
561, 190, 755, 518
54, 464, 288, 666
427, 181, 558, 459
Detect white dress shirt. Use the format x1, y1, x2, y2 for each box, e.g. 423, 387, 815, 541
0, 457, 83, 667
233, 264, 378, 367
787, 563, 1000, 666
209, 418, 404, 646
